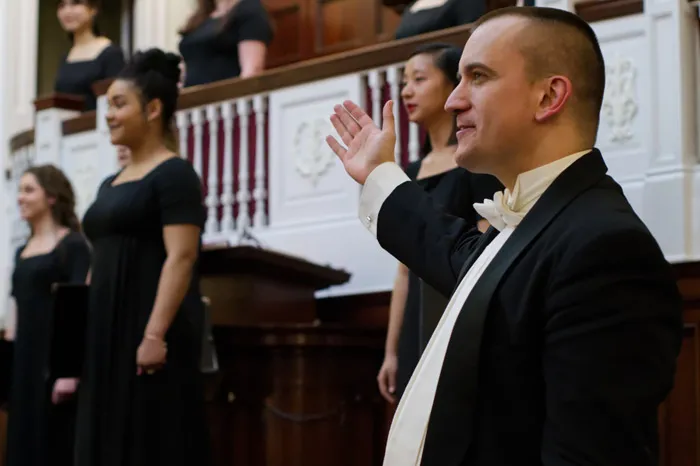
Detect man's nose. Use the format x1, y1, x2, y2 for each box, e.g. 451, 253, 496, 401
445, 82, 469, 113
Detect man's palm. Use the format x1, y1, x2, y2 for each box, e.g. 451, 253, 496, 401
326, 100, 397, 185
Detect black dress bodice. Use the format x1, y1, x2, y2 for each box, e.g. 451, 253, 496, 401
394, 0, 486, 39
179, 0, 273, 87
54, 44, 125, 111
7, 232, 91, 466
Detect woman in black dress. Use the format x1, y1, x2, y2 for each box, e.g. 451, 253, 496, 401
6, 165, 91, 466
376, 44, 503, 403
54, 0, 125, 110
178, 0, 273, 87
75, 49, 210, 466
394, 0, 486, 39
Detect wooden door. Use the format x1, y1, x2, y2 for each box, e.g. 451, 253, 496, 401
263, 0, 402, 68
263, 0, 310, 68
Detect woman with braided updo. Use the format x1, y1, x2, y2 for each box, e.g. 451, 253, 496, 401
76, 48, 210, 466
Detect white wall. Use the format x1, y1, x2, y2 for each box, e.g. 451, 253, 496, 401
0, 0, 9, 326
6, 0, 38, 137
132, 0, 194, 53
0, 0, 39, 325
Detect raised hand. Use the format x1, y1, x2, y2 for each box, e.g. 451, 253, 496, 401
326, 100, 397, 185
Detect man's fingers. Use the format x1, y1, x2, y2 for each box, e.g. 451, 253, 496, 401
329, 114, 354, 147
334, 104, 362, 137
325, 136, 347, 160
345, 100, 375, 128
381, 100, 395, 135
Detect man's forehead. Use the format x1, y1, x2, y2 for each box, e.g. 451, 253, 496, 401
460, 16, 530, 65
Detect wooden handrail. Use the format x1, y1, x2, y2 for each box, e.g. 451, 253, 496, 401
33, 93, 84, 112
575, 0, 643, 22
177, 23, 473, 110
9, 129, 34, 153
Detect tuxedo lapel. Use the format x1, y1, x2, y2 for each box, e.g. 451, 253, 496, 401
420, 150, 609, 466
457, 227, 499, 283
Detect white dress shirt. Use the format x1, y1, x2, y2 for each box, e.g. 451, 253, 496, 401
358, 150, 591, 465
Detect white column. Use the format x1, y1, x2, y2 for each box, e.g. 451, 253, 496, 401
642, 0, 699, 261
33, 107, 81, 167
95, 94, 119, 179
132, 0, 194, 53
166, 0, 195, 53
5, 0, 38, 136
0, 0, 11, 327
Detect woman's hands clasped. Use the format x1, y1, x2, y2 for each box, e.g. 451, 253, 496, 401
326, 100, 397, 185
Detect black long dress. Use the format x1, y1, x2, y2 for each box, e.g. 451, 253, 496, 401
6, 231, 91, 466
75, 157, 211, 466
395, 161, 503, 398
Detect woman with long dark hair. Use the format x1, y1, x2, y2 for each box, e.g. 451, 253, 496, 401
178, 0, 273, 87
54, 0, 125, 110
376, 44, 503, 403
6, 165, 91, 466
75, 48, 210, 466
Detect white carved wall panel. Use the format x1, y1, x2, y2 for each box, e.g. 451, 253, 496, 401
268, 75, 364, 228
133, 0, 193, 54
592, 15, 650, 217
60, 133, 102, 220
265, 74, 397, 296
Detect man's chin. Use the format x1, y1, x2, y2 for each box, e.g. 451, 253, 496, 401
455, 148, 481, 172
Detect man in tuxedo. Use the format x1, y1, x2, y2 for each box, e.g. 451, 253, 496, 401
326, 6, 682, 466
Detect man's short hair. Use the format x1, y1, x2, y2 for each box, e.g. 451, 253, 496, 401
473, 7, 606, 136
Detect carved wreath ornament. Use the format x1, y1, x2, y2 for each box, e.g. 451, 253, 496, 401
601, 57, 638, 144
293, 119, 334, 187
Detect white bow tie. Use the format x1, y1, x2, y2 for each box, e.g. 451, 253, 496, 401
473, 190, 525, 231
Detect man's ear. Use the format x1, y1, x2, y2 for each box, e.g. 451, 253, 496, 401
534, 75, 572, 123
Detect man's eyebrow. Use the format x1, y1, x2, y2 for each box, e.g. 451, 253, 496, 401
463, 62, 497, 75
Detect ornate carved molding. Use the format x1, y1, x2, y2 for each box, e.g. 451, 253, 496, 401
602, 56, 638, 144
293, 119, 335, 187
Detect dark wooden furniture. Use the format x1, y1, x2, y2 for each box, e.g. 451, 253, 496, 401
661, 262, 700, 466
262, 0, 403, 67
200, 246, 390, 466
201, 249, 700, 465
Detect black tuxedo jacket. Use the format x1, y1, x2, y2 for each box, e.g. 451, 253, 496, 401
375, 150, 682, 466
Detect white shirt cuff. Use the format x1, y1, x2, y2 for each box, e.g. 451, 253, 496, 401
358, 162, 411, 237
